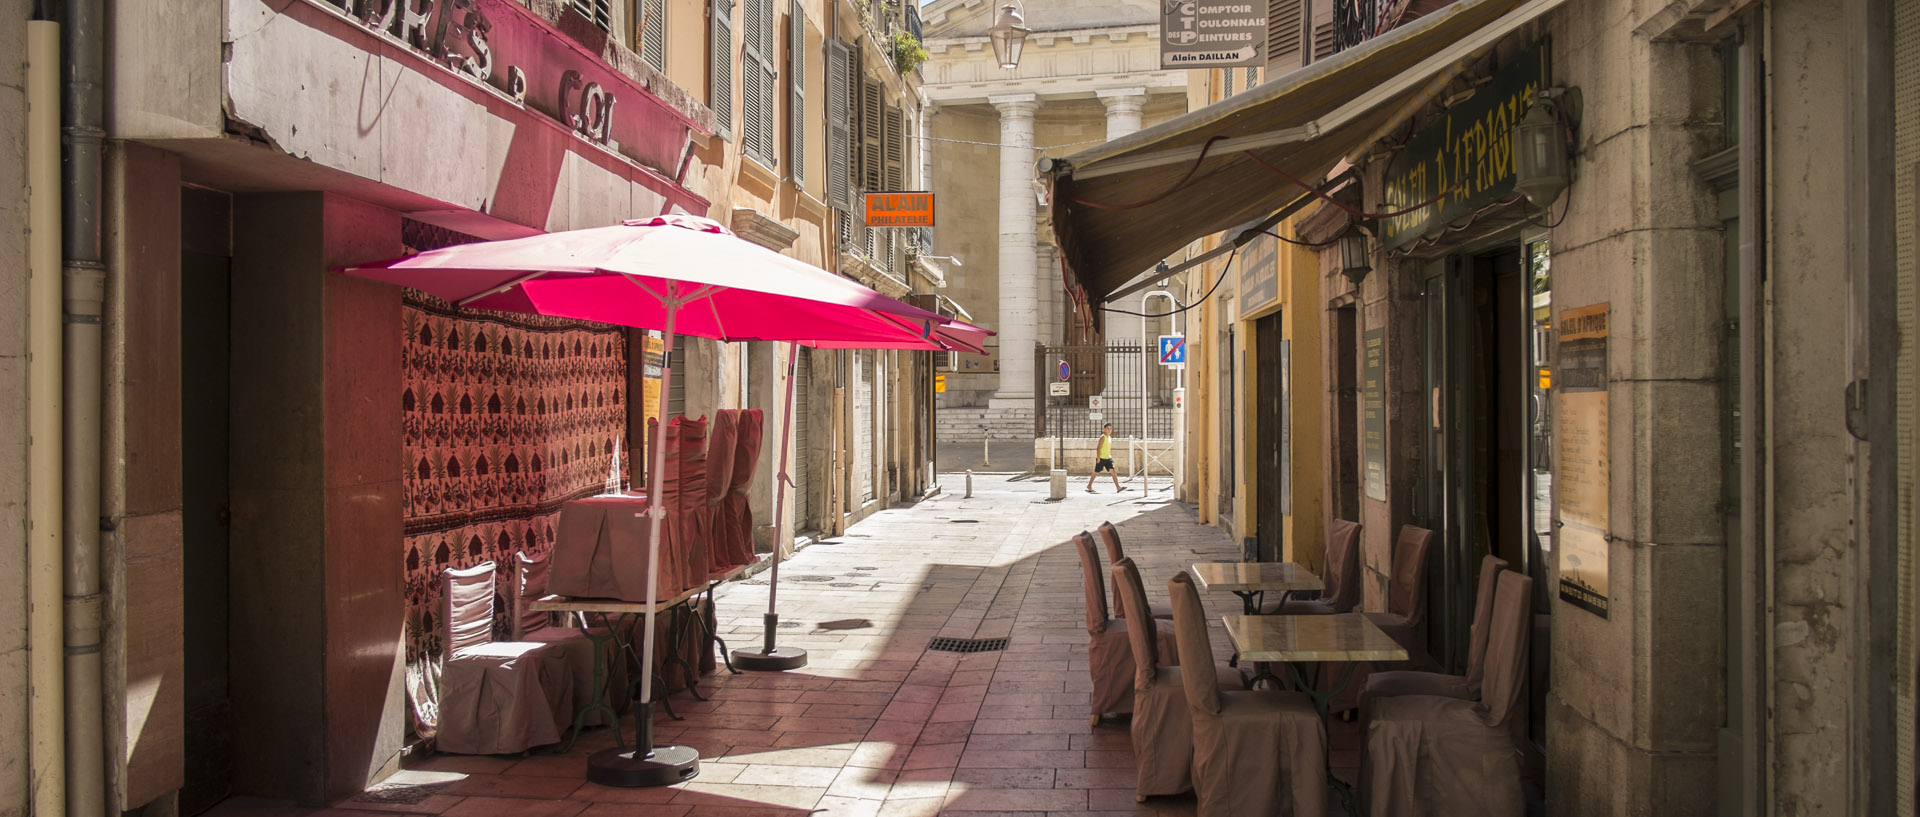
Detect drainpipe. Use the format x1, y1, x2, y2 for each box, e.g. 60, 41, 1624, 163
26, 13, 67, 817
61, 0, 109, 811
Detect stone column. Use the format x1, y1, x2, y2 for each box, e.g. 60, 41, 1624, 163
917, 105, 936, 190
1097, 88, 1149, 433
989, 93, 1038, 409
1036, 242, 1058, 347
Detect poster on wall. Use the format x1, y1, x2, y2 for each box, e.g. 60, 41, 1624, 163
1362, 327, 1387, 501
1555, 302, 1610, 618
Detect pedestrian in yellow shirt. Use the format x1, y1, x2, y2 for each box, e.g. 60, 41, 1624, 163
1086, 423, 1124, 493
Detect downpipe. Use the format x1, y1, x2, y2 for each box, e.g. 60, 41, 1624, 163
26, 15, 67, 817
62, 0, 110, 810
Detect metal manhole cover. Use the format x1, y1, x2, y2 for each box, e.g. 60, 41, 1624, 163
948, 519, 981, 524
855, 566, 879, 570
829, 582, 861, 588
353, 786, 445, 806
847, 572, 872, 578
779, 621, 802, 628
791, 575, 836, 583
927, 636, 1009, 653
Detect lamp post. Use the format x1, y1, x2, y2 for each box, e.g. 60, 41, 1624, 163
987, 2, 1031, 69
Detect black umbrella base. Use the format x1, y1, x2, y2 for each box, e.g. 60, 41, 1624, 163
587, 744, 700, 787
731, 645, 808, 671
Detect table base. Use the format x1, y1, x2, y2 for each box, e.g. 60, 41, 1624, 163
1288, 661, 1364, 817
733, 645, 808, 671
587, 744, 700, 787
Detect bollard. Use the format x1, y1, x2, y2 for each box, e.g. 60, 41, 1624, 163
1049, 468, 1067, 501
965, 469, 973, 499
982, 431, 990, 468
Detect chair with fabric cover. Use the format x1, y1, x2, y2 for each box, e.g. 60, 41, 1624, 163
435, 562, 576, 754
705, 410, 740, 574
1074, 531, 1179, 723
510, 551, 629, 725
1167, 571, 1328, 817
1365, 525, 1438, 662
1359, 554, 1509, 722
1263, 519, 1363, 614
718, 408, 764, 572
1095, 522, 1172, 620
1362, 571, 1533, 817
1112, 557, 1246, 801
671, 415, 712, 595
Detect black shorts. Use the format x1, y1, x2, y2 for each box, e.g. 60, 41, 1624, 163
1094, 458, 1115, 473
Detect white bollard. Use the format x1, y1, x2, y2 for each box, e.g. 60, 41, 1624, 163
982, 433, 990, 468
1049, 468, 1067, 501
965, 469, 973, 499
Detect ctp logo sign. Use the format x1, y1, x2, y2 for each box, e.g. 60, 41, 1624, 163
1164, 0, 1198, 44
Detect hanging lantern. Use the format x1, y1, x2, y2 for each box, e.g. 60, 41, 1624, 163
1514, 91, 1569, 208
1339, 225, 1372, 285
987, 3, 1031, 69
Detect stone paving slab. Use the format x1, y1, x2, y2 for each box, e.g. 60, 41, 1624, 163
207, 474, 1352, 817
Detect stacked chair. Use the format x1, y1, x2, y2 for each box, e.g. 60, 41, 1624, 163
1074, 531, 1179, 723
1095, 522, 1173, 620
435, 562, 575, 754
1362, 571, 1533, 816
1167, 572, 1328, 816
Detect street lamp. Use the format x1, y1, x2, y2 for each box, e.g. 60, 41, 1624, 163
987, 2, 1031, 69
1514, 89, 1571, 208
1338, 223, 1373, 286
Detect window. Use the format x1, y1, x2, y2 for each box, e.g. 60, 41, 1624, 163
572, 0, 613, 32
636, 0, 666, 69
742, 0, 777, 166
710, 0, 735, 139
789, 0, 807, 184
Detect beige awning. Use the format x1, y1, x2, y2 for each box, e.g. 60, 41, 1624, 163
1046, 0, 1564, 303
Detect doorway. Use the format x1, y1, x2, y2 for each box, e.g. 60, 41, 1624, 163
180, 186, 233, 815
1254, 311, 1289, 562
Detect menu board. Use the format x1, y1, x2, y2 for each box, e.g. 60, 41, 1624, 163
1555, 303, 1610, 618
1363, 328, 1386, 501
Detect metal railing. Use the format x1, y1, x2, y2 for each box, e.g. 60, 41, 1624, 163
1034, 343, 1177, 440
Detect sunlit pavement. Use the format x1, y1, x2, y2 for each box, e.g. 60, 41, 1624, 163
209, 474, 1358, 817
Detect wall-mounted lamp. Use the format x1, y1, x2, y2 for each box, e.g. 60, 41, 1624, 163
1514, 88, 1575, 208
988, 2, 1032, 69
1339, 223, 1373, 286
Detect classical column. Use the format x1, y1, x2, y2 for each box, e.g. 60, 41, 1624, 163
1097, 88, 1149, 432
1036, 242, 1058, 347
989, 93, 1038, 409
917, 104, 937, 191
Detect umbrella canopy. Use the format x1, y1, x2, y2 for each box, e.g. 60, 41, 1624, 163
344, 214, 988, 352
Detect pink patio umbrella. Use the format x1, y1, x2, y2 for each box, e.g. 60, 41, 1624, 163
344, 214, 989, 787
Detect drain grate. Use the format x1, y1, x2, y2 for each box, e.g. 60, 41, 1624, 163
855, 566, 879, 570
928, 636, 1009, 654
791, 575, 836, 583
829, 582, 861, 588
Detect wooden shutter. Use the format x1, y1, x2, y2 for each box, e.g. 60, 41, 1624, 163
572, 0, 612, 31
883, 105, 905, 192
1267, 0, 1305, 72
639, 0, 667, 69
1310, 0, 1336, 61
825, 39, 853, 208
859, 79, 885, 192
789, 0, 807, 184
742, 0, 776, 166
1222, 68, 1236, 97
710, 0, 734, 139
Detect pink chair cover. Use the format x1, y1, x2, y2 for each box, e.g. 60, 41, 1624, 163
1075, 532, 1178, 718
1365, 525, 1437, 663
512, 551, 629, 725
720, 408, 764, 571
1167, 572, 1327, 817
436, 562, 575, 754
1362, 572, 1532, 817
670, 415, 712, 595
547, 494, 662, 602
1268, 518, 1363, 615
1359, 555, 1509, 722
705, 410, 741, 574
1096, 522, 1172, 620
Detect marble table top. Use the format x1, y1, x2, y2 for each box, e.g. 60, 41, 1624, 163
531, 563, 749, 614
1189, 561, 1322, 593
1221, 613, 1410, 663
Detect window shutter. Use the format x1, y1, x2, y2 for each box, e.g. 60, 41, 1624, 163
1266, 0, 1305, 72
571, 0, 612, 31
883, 105, 905, 191
789, 0, 807, 184
639, 0, 667, 69
860, 79, 885, 192
1245, 66, 1258, 87
1222, 68, 1236, 97
825, 39, 853, 208
1310, 0, 1336, 61
711, 0, 734, 139
742, 0, 776, 166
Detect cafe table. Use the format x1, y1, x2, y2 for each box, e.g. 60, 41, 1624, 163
532, 562, 749, 752
1222, 612, 1407, 816
1190, 561, 1323, 615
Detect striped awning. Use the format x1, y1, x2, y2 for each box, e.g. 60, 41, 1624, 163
1045, 0, 1565, 304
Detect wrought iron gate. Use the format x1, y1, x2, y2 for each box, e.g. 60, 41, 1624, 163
1034, 343, 1177, 440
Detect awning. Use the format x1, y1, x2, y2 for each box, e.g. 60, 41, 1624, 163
1045, 0, 1564, 303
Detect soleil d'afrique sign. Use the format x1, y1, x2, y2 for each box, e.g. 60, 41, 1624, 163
1380, 41, 1550, 250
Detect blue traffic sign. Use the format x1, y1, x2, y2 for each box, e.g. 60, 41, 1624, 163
1159, 335, 1188, 365
1057, 360, 1071, 380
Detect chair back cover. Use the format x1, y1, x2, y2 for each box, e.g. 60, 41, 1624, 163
719, 408, 764, 571
511, 551, 552, 640
1073, 532, 1111, 634
1096, 521, 1125, 564
706, 409, 739, 514
1465, 555, 1512, 689
671, 415, 711, 593
1167, 572, 1222, 716
442, 562, 498, 654
1322, 519, 1364, 612
1388, 526, 1436, 623
1111, 558, 1160, 688
1478, 572, 1533, 727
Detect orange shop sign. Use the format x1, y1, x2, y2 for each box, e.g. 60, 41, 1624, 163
864, 193, 935, 227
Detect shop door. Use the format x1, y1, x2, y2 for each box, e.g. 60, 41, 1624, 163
793, 351, 813, 533
181, 187, 233, 814
854, 349, 875, 504
1255, 312, 1288, 562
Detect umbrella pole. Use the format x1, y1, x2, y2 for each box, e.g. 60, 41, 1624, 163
589, 300, 699, 787
732, 342, 808, 671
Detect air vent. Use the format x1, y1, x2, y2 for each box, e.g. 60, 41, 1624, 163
928, 637, 1009, 653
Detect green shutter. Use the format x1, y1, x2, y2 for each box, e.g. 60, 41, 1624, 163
883, 105, 904, 192
789, 0, 807, 184
742, 0, 777, 166
710, 0, 734, 140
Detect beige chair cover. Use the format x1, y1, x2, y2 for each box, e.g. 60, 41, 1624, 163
1365, 525, 1437, 662
1362, 571, 1532, 817
548, 494, 661, 602
436, 562, 575, 754
1361, 554, 1511, 718
1076, 532, 1178, 717
1268, 519, 1363, 615
705, 409, 740, 573
1167, 572, 1327, 817
1095, 522, 1172, 620
1113, 558, 1195, 798
512, 551, 629, 725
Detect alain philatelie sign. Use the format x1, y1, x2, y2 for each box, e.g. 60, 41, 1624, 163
1160, 0, 1266, 68
1380, 42, 1549, 250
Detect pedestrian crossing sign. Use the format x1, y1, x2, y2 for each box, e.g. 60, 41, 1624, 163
1159, 335, 1187, 366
